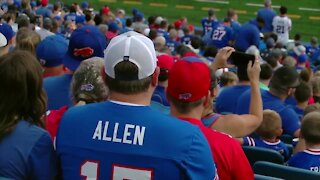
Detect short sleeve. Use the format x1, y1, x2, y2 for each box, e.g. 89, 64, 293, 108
243, 137, 256, 146
28, 132, 57, 180
182, 129, 217, 179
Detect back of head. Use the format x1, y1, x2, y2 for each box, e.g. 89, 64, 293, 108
294, 81, 312, 103
311, 77, 320, 94
280, 6, 288, 15
43, 17, 53, 30
269, 66, 300, 95
260, 63, 273, 80
167, 59, 210, 113
256, 109, 282, 139
301, 112, 320, 145
0, 50, 46, 139
104, 31, 157, 95
16, 27, 41, 55
208, 9, 214, 17
264, 0, 272, 7
71, 57, 108, 104
220, 71, 238, 87
304, 103, 320, 116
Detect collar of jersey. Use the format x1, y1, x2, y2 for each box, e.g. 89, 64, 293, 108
109, 100, 147, 107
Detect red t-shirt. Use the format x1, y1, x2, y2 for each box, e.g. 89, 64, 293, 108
46, 106, 68, 140
180, 117, 254, 180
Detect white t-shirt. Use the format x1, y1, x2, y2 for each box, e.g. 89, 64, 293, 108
272, 16, 292, 45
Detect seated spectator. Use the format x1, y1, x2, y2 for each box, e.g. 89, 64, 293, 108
296, 54, 308, 73
290, 81, 312, 120
157, 19, 169, 40
288, 112, 320, 172
44, 25, 106, 110
259, 63, 273, 90
236, 66, 301, 137
56, 31, 216, 179
311, 77, 320, 103
266, 48, 283, 71
202, 52, 263, 138
36, 35, 68, 78
304, 103, 320, 115
46, 57, 108, 140
180, 27, 193, 45
166, 29, 180, 55
283, 56, 297, 67
0, 23, 15, 56
0, 50, 56, 179
151, 54, 175, 107
167, 54, 253, 179
36, 17, 55, 40
306, 37, 319, 58
15, 27, 41, 55
240, 109, 290, 161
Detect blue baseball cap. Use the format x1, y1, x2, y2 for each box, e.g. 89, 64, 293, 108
0, 23, 15, 47
297, 54, 308, 63
81, 1, 89, 9
63, 25, 107, 71
36, 35, 68, 67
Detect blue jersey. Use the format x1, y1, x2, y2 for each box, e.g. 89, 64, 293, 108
56, 101, 217, 179
201, 113, 222, 128
0, 120, 57, 179
215, 85, 250, 114
243, 137, 290, 161
157, 29, 169, 40
166, 39, 180, 55
209, 25, 234, 49
180, 34, 193, 45
64, 12, 77, 22
151, 86, 170, 106
235, 20, 261, 52
236, 90, 301, 136
35, 6, 52, 18
288, 149, 320, 172
44, 74, 73, 110
257, 8, 276, 33
201, 17, 219, 35
289, 105, 304, 120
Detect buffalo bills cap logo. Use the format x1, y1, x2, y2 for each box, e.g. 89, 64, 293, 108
179, 93, 192, 100
80, 84, 94, 91
74, 47, 94, 58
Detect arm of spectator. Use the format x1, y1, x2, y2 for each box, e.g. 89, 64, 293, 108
210, 60, 262, 138
211, 46, 235, 72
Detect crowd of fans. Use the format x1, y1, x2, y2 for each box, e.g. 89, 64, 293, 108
0, 0, 320, 179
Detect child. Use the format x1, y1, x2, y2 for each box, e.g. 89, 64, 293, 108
288, 112, 320, 172
240, 109, 290, 160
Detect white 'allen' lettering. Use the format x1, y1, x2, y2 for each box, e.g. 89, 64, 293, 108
92, 121, 145, 146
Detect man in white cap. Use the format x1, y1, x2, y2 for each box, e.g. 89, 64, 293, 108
56, 31, 217, 179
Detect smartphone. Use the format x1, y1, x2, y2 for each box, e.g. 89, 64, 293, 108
229, 51, 255, 67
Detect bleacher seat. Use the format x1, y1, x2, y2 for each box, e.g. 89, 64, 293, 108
279, 134, 293, 144
242, 146, 284, 167
254, 174, 283, 180
253, 161, 320, 180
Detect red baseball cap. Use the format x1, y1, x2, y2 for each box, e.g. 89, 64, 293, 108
174, 20, 182, 29
167, 60, 210, 102
101, 6, 110, 15
41, 0, 48, 6
157, 54, 175, 74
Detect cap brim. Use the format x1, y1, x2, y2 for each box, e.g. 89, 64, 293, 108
63, 53, 81, 71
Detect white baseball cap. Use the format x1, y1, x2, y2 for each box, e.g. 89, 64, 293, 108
104, 31, 157, 80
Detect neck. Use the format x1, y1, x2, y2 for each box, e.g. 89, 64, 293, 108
263, 137, 278, 143
260, 79, 270, 87
109, 90, 153, 106
314, 92, 320, 96
43, 66, 65, 78
297, 101, 308, 109
171, 105, 203, 120
158, 80, 168, 88
0, 47, 9, 56
269, 89, 287, 101
306, 143, 320, 149
202, 97, 214, 117
238, 81, 250, 85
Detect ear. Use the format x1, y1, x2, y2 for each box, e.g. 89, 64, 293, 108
210, 88, 215, 98
203, 90, 211, 106
151, 67, 160, 87
277, 128, 283, 136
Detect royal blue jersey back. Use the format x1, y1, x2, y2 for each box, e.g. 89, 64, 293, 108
235, 20, 260, 52
201, 18, 219, 35
209, 25, 234, 49
257, 8, 276, 33
288, 149, 320, 172
243, 137, 290, 161
56, 101, 216, 179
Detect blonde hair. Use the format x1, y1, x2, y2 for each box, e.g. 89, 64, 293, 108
220, 71, 238, 86
15, 28, 41, 55
256, 109, 282, 139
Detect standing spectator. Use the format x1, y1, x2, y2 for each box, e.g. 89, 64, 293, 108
44, 25, 106, 110
167, 56, 253, 180
259, 63, 273, 91
201, 8, 219, 36
131, 12, 148, 33
272, 6, 292, 45
35, 0, 52, 18
257, 0, 276, 33
157, 19, 169, 40
290, 81, 312, 120
36, 17, 54, 40
235, 17, 264, 52
166, 29, 180, 55
0, 23, 15, 56
180, 27, 193, 45
36, 35, 68, 78
15, 27, 41, 56
205, 18, 234, 49
0, 50, 57, 179
227, 8, 241, 36
236, 66, 301, 137
56, 31, 217, 179
306, 37, 319, 58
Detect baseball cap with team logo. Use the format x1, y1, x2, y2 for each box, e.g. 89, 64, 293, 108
167, 59, 210, 102
104, 31, 157, 80
63, 25, 107, 71
0, 23, 15, 47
